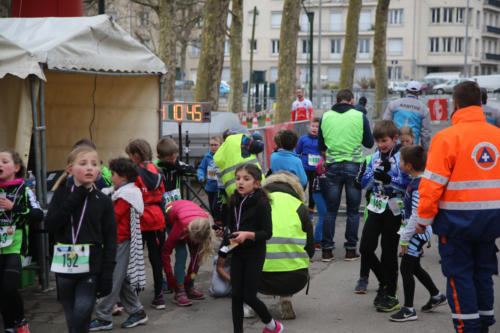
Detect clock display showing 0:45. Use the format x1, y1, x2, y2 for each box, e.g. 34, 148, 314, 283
162, 102, 211, 123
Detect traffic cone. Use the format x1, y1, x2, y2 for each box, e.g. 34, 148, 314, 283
252, 114, 259, 129
241, 112, 247, 127
265, 110, 272, 126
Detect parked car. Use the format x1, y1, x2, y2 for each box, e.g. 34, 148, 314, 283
220, 80, 230, 97
388, 81, 408, 94
419, 78, 446, 95
433, 78, 474, 94
424, 72, 461, 81
472, 75, 500, 92
175, 80, 195, 89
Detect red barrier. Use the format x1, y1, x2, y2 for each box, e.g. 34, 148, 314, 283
263, 122, 295, 167
428, 98, 448, 121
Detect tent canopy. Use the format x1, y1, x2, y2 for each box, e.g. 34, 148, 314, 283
0, 15, 166, 76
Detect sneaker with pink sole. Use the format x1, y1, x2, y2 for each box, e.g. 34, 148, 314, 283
263, 320, 284, 333
173, 291, 193, 306
187, 287, 205, 300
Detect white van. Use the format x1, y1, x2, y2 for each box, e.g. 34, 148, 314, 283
424, 72, 461, 81
472, 75, 500, 91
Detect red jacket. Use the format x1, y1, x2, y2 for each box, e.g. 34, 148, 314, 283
135, 163, 165, 231
114, 198, 131, 243
161, 200, 208, 290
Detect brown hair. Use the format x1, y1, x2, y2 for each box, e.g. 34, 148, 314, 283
109, 157, 138, 183
0, 149, 26, 179
279, 129, 299, 151
400, 145, 427, 172
72, 138, 96, 150
187, 217, 214, 264
336, 89, 354, 103
125, 139, 153, 162
453, 81, 481, 109
235, 163, 262, 182
373, 120, 399, 140
399, 126, 415, 138
156, 137, 179, 158
311, 117, 320, 124
273, 129, 285, 149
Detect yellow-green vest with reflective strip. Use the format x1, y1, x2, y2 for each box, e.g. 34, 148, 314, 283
213, 134, 262, 197
321, 108, 364, 163
263, 191, 309, 272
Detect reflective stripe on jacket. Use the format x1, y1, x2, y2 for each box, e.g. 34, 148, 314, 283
263, 191, 309, 272
417, 105, 500, 240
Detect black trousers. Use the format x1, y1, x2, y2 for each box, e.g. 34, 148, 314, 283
142, 229, 165, 296
400, 254, 439, 308
359, 209, 401, 296
259, 268, 308, 296
0, 254, 24, 329
306, 170, 316, 210
231, 254, 272, 333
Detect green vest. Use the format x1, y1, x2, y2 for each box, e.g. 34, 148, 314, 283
263, 192, 309, 272
213, 134, 262, 197
321, 108, 364, 163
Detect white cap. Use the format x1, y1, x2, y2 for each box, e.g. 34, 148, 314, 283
406, 81, 421, 92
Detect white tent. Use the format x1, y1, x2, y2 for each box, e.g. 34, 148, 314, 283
0, 15, 166, 289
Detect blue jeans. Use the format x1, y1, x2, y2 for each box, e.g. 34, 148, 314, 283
312, 192, 326, 243
320, 162, 361, 250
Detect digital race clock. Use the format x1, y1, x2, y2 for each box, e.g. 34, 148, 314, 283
162, 102, 211, 123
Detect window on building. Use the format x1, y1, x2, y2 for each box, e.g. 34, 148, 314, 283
443, 8, 453, 23
271, 12, 282, 28
270, 67, 278, 82
456, 8, 464, 23
248, 10, 258, 25
355, 66, 372, 80
299, 66, 309, 83
302, 39, 310, 55
248, 39, 257, 52
224, 40, 230, 56
430, 37, 439, 52
139, 11, 149, 26
387, 66, 402, 80
388, 9, 403, 25
190, 69, 197, 83
358, 38, 370, 55
477, 10, 481, 29
330, 39, 341, 55
387, 38, 403, 55
327, 66, 341, 83
107, 11, 117, 22
330, 12, 343, 31
359, 10, 371, 31
443, 37, 452, 52
475, 38, 480, 57
301, 13, 310, 32
190, 42, 201, 57
431, 8, 440, 24
455, 37, 464, 53
271, 39, 280, 55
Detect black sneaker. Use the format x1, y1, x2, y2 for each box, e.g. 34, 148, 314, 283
121, 310, 148, 328
321, 250, 335, 262
376, 294, 401, 312
373, 286, 386, 307
421, 294, 447, 312
390, 307, 418, 322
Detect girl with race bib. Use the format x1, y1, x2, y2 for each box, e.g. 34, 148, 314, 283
0, 149, 43, 333
46, 146, 117, 333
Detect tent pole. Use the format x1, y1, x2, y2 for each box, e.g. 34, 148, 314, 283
29, 76, 43, 210
159, 74, 165, 138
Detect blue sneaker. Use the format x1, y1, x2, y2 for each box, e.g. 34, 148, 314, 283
89, 319, 113, 331
121, 310, 148, 328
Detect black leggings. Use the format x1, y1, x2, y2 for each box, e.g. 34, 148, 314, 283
400, 254, 439, 308
306, 170, 315, 210
142, 229, 165, 296
231, 254, 272, 333
0, 254, 24, 329
359, 209, 401, 296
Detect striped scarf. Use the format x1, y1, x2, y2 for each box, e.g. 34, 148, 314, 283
128, 206, 146, 292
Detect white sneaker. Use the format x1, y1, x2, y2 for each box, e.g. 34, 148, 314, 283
243, 303, 255, 318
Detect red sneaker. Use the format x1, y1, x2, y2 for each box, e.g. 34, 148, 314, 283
263, 320, 284, 333
173, 291, 193, 306
187, 287, 205, 300
15, 319, 30, 333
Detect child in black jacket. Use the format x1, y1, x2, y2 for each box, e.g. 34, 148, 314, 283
223, 163, 283, 333
46, 146, 116, 333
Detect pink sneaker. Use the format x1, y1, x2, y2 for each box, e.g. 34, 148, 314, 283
173, 291, 192, 307
263, 320, 284, 333
187, 287, 205, 300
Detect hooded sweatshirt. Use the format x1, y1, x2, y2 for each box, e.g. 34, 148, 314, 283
135, 162, 165, 231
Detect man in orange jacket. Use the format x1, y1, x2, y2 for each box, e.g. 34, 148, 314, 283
416, 81, 500, 333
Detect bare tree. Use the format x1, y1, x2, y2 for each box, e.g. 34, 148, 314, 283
372, 0, 390, 118
339, 0, 362, 90
194, 0, 230, 110
228, 0, 243, 113
174, 1, 204, 76
275, 0, 301, 123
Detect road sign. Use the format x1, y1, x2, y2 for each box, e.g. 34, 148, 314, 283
162, 102, 211, 123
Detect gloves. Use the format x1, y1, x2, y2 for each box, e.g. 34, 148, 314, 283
374, 169, 392, 185
96, 275, 113, 298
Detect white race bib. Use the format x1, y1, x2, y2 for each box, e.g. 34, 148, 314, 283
163, 189, 181, 205
367, 193, 389, 214
307, 154, 322, 167
0, 224, 16, 248
51, 244, 90, 274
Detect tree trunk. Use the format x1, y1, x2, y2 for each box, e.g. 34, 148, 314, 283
339, 0, 362, 90
194, 0, 230, 110
228, 0, 243, 114
159, 0, 177, 101
372, 0, 390, 119
179, 40, 188, 76
276, 0, 301, 123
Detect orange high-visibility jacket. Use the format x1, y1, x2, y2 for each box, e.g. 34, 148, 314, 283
417, 105, 500, 240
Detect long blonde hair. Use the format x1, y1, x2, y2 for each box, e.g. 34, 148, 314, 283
52, 146, 99, 191
187, 217, 214, 264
